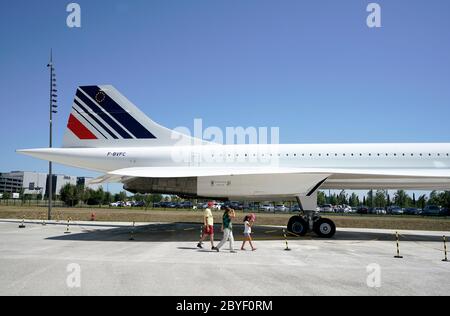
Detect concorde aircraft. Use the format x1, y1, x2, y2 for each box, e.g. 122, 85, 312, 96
18, 85, 450, 238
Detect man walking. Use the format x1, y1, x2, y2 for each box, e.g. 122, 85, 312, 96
197, 201, 215, 249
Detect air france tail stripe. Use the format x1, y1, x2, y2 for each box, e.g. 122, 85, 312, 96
76, 89, 133, 139
80, 86, 156, 139
74, 99, 118, 139
72, 107, 107, 139
67, 114, 98, 140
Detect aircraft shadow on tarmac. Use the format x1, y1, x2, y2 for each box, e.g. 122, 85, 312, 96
37, 222, 445, 243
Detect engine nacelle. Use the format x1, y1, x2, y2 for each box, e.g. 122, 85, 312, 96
123, 177, 198, 198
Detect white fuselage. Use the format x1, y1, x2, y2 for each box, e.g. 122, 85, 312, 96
19, 143, 450, 200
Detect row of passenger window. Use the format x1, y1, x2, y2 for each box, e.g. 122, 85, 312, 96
210, 153, 450, 158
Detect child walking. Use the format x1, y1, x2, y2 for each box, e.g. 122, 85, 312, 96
241, 214, 256, 251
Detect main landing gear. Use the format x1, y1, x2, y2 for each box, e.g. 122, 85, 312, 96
286, 192, 336, 238
287, 211, 336, 238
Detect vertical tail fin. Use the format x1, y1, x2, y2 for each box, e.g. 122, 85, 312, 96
63, 85, 201, 148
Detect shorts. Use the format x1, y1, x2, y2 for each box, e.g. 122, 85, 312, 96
243, 233, 251, 238
203, 225, 214, 235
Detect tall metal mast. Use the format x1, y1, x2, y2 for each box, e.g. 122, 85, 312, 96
47, 50, 58, 220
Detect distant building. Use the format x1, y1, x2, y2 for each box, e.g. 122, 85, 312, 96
47, 174, 77, 197
0, 171, 102, 198
77, 177, 101, 190
0, 171, 47, 196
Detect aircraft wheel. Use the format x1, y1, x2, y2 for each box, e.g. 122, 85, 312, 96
313, 218, 336, 238
287, 216, 308, 236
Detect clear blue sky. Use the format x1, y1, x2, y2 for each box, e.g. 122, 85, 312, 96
1, 0, 449, 194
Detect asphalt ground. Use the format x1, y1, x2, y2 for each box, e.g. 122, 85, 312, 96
0, 219, 449, 296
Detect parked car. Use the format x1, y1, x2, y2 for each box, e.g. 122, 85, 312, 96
110, 201, 130, 207
158, 202, 171, 208
321, 204, 334, 213
388, 206, 403, 215
370, 207, 386, 215
403, 207, 420, 215
229, 201, 244, 210
179, 201, 193, 209
422, 205, 441, 216
212, 202, 223, 210
260, 204, 274, 212
342, 205, 354, 213
356, 206, 369, 214
246, 203, 258, 210
223, 201, 243, 210
274, 204, 289, 212
291, 204, 302, 212
245, 204, 252, 210
132, 201, 145, 207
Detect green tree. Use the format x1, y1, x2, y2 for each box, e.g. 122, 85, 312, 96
428, 191, 441, 206
367, 190, 374, 208
337, 190, 348, 205
427, 191, 450, 208
317, 191, 327, 206
81, 187, 91, 204
329, 194, 337, 206
374, 190, 387, 208
143, 194, 162, 209
2, 192, 11, 200
114, 191, 128, 202
116, 191, 128, 202
59, 184, 81, 207
349, 193, 359, 207
87, 188, 105, 206
103, 191, 113, 205
417, 194, 427, 209
440, 191, 450, 208
151, 194, 162, 203
394, 190, 409, 208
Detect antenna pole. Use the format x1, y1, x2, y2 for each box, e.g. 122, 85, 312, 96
47, 49, 57, 221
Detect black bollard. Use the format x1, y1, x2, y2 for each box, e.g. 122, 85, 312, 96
64, 218, 71, 234
129, 221, 135, 241
394, 231, 403, 258
443, 236, 448, 262
283, 229, 291, 251
19, 217, 26, 229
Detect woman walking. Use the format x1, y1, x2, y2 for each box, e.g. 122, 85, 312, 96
213, 207, 236, 253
